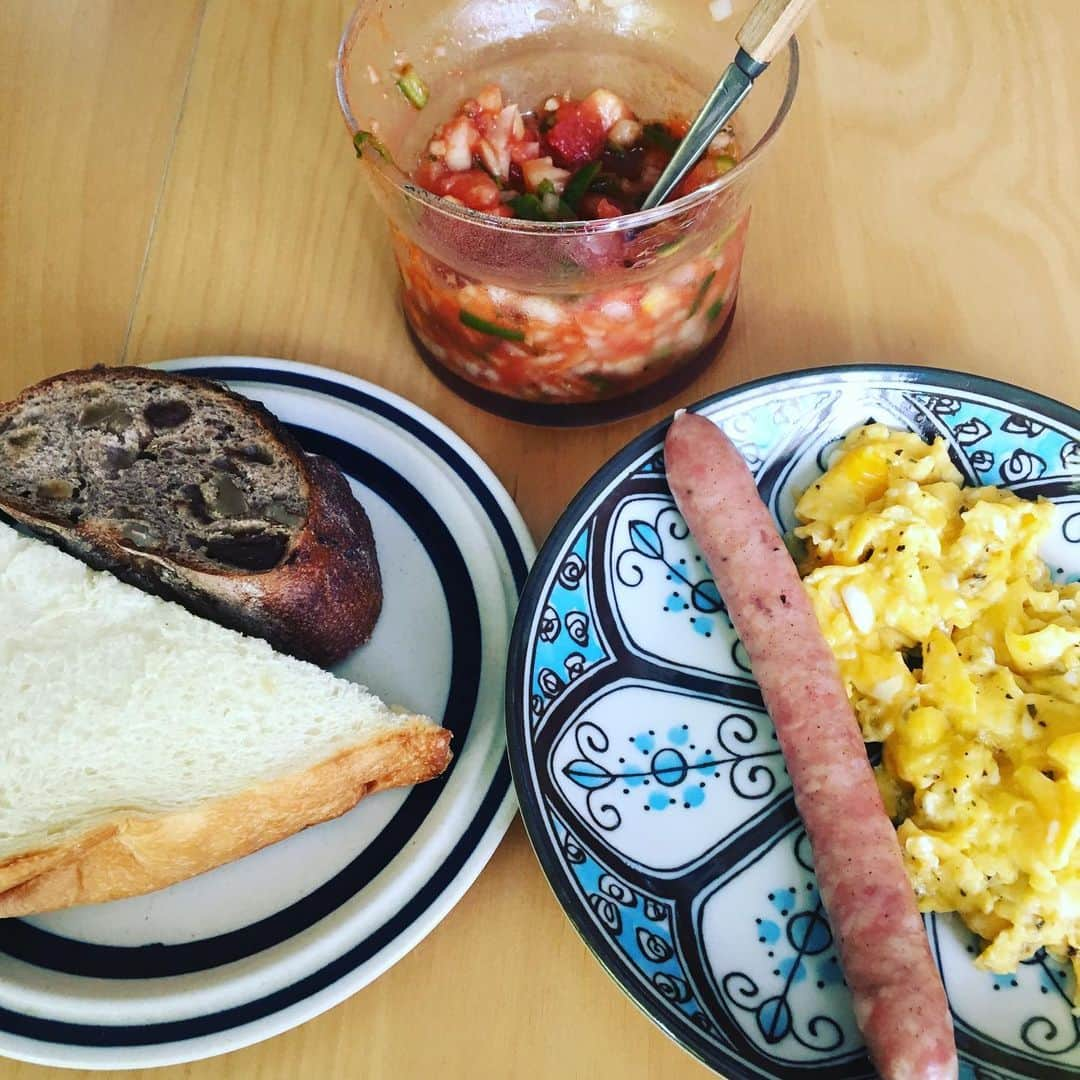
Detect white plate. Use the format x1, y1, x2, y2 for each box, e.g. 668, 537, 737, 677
0, 357, 533, 1069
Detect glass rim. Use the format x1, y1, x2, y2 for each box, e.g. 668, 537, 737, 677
335, 2, 800, 237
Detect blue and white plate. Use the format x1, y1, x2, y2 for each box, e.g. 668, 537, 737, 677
506, 365, 1080, 1080
0, 357, 533, 1070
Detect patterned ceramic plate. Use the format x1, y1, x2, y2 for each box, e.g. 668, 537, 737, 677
506, 365, 1080, 1080
0, 358, 533, 1069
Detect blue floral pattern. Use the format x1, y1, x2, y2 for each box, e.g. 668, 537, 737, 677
530, 527, 608, 727
551, 814, 727, 1042
606, 496, 757, 681
510, 368, 1080, 1080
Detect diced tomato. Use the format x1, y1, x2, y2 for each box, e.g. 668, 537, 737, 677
580, 194, 623, 219
544, 101, 607, 170
673, 159, 718, 200
415, 158, 444, 186
430, 169, 502, 211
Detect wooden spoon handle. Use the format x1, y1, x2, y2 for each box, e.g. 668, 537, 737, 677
736, 0, 816, 64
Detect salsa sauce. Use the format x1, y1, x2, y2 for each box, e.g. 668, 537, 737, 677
412, 85, 738, 222
388, 83, 748, 410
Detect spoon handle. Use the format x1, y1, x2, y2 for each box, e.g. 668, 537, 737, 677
737, 0, 817, 65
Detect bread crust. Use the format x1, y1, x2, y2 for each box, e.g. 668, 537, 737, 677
0, 366, 382, 665
0, 720, 452, 917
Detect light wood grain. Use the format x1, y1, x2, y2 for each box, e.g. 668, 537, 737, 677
2, 0, 1079, 1078
738, 0, 817, 64
0, 0, 206, 387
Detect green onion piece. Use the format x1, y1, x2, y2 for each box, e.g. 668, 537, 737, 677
540, 189, 562, 218
715, 154, 738, 175
395, 64, 429, 110
656, 238, 686, 258
556, 199, 577, 221
687, 271, 717, 318
584, 373, 613, 393
562, 161, 601, 209
707, 298, 725, 322
643, 123, 679, 154
535, 178, 556, 197
353, 129, 391, 162
509, 194, 548, 221
459, 309, 526, 341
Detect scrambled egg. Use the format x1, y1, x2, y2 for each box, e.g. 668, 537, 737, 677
795, 424, 1080, 983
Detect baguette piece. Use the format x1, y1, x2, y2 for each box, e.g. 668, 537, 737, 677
0, 521, 451, 917
0, 366, 381, 666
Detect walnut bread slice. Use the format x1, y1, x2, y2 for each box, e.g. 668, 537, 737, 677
0, 365, 382, 665
0, 521, 450, 917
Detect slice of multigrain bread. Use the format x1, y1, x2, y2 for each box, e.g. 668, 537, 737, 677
0, 366, 381, 665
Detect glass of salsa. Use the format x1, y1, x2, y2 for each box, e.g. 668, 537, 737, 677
336, 0, 798, 425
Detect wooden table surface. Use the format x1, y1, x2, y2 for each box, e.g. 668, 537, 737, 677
2, 1, 1078, 1077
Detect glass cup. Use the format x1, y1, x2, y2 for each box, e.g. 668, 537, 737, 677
336, 0, 798, 425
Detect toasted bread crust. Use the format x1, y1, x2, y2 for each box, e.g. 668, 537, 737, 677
0, 720, 452, 917
0, 365, 382, 665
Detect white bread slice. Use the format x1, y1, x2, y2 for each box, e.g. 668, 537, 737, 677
0, 520, 451, 917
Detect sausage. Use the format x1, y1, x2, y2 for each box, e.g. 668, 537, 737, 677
665, 412, 957, 1080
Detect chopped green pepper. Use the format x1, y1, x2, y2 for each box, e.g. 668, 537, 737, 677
642, 122, 679, 154
687, 271, 717, 318
352, 129, 391, 162
510, 194, 549, 221
459, 310, 526, 341
511, 188, 578, 222
706, 298, 725, 322
562, 161, 601, 210
395, 64, 429, 110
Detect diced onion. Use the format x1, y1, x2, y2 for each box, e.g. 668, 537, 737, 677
608, 118, 643, 149
599, 299, 634, 321
520, 297, 567, 324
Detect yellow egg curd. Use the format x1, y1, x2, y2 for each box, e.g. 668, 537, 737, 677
796, 424, 1080, 982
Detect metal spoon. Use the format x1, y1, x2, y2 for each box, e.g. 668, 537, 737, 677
640, 0, 816, 211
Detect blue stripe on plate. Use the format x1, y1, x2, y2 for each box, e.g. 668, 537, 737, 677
0, 759, 512, 1047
